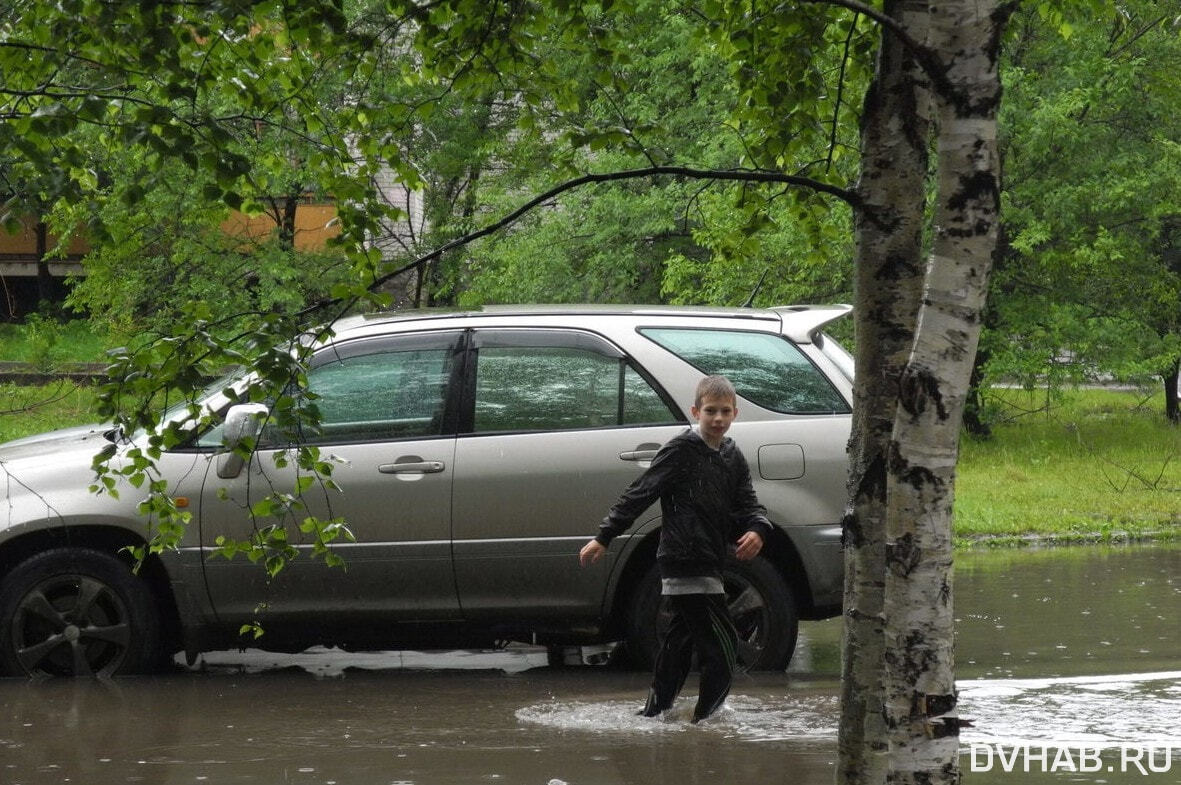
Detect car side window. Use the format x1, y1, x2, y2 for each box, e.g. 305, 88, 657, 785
472, 337, 679, 433
640, 328, 851, 414
238, 334, 459, 447
296, 349, 452, 443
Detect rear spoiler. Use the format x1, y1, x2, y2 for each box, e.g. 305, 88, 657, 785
770, 304, 853, 343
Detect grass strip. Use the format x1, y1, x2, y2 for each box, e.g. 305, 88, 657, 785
955, 387, 1180, 547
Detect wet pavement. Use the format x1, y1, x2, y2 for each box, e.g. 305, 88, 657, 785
2, 542, 1178, 785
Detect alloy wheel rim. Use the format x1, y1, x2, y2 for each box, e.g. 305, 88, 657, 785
724, 573, 769, 666
10, 574, 132, 677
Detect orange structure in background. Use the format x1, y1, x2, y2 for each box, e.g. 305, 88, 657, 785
0, 220, 88, 279
0, 202, 341, 318
0, 202, 341, 279
218, 202, 341, 251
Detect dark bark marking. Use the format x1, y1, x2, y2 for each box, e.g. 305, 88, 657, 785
900, 629, 941, 684
865, 301, 919, 345
889, 440, 946, 492
845, 452, 888, 548
898, 364, 949, 421
886, 531, 923, 577
943, 224, 990, 240
948, 170, 999, 212
858, 451, 890, 502
846, 605, 886, 624
990, 3, 1020, 64
875, 249, 924, 282
920, 692, 958, 717
927, 717, 971, 740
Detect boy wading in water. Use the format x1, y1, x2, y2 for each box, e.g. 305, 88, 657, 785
580, 375, 773, 723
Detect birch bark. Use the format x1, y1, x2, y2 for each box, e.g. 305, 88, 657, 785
880, 0, 1007, 782
837, 1, 930, 783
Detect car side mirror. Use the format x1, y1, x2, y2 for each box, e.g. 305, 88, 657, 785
216, 403, 270, 479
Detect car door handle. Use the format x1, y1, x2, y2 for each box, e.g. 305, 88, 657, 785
619, 449, 659, 462
378, 461, 446, 474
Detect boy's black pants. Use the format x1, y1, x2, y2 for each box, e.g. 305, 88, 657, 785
640, 592, 738, 722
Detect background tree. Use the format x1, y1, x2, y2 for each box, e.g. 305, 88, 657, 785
982, 3, 1181, 424
458, 2, 860, 309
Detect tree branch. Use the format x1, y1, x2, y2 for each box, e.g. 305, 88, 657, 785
354, 166, 861, 296
802, 0, 985, 110
800, 0, 926, 55
827, 13, 861, 172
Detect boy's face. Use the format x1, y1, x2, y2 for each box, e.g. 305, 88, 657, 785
691, 393, 737, 444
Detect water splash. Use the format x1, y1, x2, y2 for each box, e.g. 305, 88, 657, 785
959, 671, 1181, 749
516, 694, 840, 742
518, 672, 1181, 752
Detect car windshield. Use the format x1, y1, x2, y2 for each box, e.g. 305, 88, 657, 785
130, 367, 247, 442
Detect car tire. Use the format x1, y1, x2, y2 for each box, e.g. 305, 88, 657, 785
624, 556, 799, 671
0, 548, 161, 678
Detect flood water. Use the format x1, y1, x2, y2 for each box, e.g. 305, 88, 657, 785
2, 543, 1178, 785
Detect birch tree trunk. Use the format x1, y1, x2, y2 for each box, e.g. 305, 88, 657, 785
838, 1, 930, 783
881, 0, 1008, 782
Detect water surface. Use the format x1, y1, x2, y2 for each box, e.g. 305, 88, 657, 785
2, 543, 1177, 784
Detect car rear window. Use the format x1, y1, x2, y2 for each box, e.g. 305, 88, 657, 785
640, 328, 850, 415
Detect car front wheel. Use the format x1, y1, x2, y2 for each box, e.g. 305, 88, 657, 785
624, 556, 799, 671
0, 548, 161, 678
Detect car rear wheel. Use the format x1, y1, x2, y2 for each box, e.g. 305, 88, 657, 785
624, 556, 798, 671
0, 548, 161, 678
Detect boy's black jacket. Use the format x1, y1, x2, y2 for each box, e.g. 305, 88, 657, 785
595, 428, 774, 580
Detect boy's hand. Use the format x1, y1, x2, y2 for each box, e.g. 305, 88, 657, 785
735, 531, 764, 561
580, 539, 607, 567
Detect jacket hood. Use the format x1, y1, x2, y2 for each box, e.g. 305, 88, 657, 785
677, 427, 735, 456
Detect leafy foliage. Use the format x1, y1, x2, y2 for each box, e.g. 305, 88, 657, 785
53, 149, 352, 335
989, 4, 1181, 409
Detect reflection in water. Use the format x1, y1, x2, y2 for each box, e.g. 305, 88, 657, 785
0, 668, 840, 785
194, 644, 552, 677
955, 543, 1180, 679
1, 543, 1178, 785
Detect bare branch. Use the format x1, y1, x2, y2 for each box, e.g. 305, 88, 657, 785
827, 13, 861, 172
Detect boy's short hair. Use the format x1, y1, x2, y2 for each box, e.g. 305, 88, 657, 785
694, 375, 737, 407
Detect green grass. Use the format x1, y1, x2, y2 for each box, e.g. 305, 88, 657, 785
0, 318, 113, 367
956, 387, 1181, 545
0, 382, 98, 443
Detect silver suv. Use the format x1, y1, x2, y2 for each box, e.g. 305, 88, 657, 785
0, 304, 853, 677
